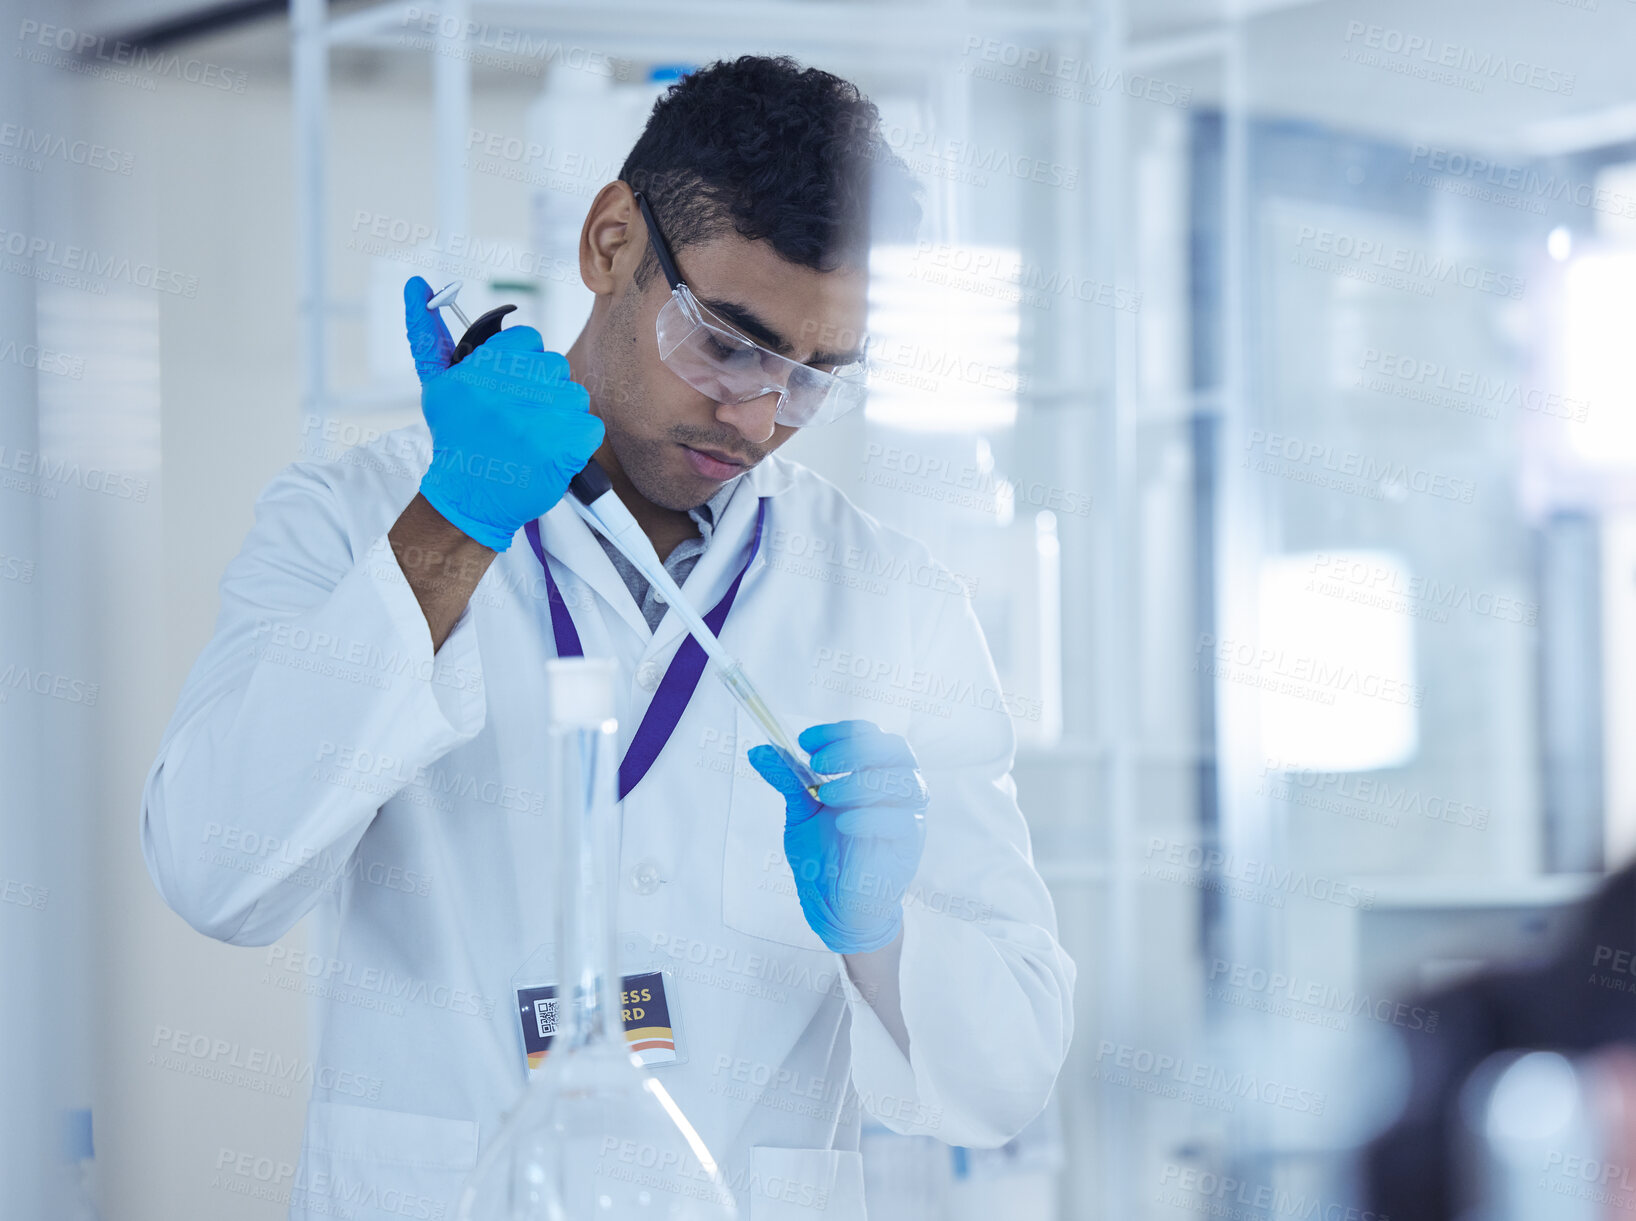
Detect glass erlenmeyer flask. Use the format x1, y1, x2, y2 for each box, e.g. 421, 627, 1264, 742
458, 658, 737, 1221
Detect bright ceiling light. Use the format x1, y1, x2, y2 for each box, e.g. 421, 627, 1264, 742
864, 243, 1021, 433
1563, 250, 1636, 465
1256, 551, 1420, 773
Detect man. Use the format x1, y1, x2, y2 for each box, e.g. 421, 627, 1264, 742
141, 55, 1073, 1220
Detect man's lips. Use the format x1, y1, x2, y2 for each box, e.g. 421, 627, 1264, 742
687, 443, 751, 466
681, 444, 751, 479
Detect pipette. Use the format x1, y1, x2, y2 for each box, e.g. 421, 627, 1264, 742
427, 281, 827, 797
429, 278, 520, 366
564, 462, 826, 796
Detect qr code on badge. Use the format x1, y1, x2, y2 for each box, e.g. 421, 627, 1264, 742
535, 998, 558, 1038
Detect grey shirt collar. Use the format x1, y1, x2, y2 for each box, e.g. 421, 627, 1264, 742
688, 475, 741, 538
591, 475, 745, 632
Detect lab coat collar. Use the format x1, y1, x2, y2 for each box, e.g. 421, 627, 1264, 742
744, 451, 798, 499
535, 453, 798, 651
537, 499, 652, 641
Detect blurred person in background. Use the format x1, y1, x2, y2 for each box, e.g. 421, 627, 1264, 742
1366, 862, 1636, 1219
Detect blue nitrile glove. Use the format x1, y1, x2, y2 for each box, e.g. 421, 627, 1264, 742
747, 720, 929, 954
403, 275, 605, 552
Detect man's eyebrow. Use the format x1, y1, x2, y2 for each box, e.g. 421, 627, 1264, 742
698, 295, 864, 366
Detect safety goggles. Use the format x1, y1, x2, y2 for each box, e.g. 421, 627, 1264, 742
633, 189, 870, 429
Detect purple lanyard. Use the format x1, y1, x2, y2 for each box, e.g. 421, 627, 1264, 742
522, 499, 767, 800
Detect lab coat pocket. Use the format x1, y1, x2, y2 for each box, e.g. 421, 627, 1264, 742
747, 1146, 866, 1221
295, 1099, 479, 1221
722, 703, 830, 953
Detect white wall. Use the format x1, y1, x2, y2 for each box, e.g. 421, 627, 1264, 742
72, 20, 553, 1220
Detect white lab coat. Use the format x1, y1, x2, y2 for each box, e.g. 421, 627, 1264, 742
140, 423, 1075, 1221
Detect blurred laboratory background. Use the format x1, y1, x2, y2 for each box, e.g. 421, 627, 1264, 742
7, 0, 1636, 1217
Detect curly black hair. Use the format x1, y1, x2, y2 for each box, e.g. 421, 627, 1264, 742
618, 55, 922, 287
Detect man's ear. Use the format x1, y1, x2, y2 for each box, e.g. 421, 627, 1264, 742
579, 181, 641, 296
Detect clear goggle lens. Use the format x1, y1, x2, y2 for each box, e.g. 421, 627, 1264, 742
654, 285, 869, 429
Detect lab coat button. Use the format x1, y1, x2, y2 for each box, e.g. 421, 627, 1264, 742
652, 589, 667, 604
636, 661, 661, 691
630, 859, 663, 895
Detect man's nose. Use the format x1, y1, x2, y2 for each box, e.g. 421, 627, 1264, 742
715, 390, 783, 445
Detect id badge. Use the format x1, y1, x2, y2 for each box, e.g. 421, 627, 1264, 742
511, 934, 688, 1077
